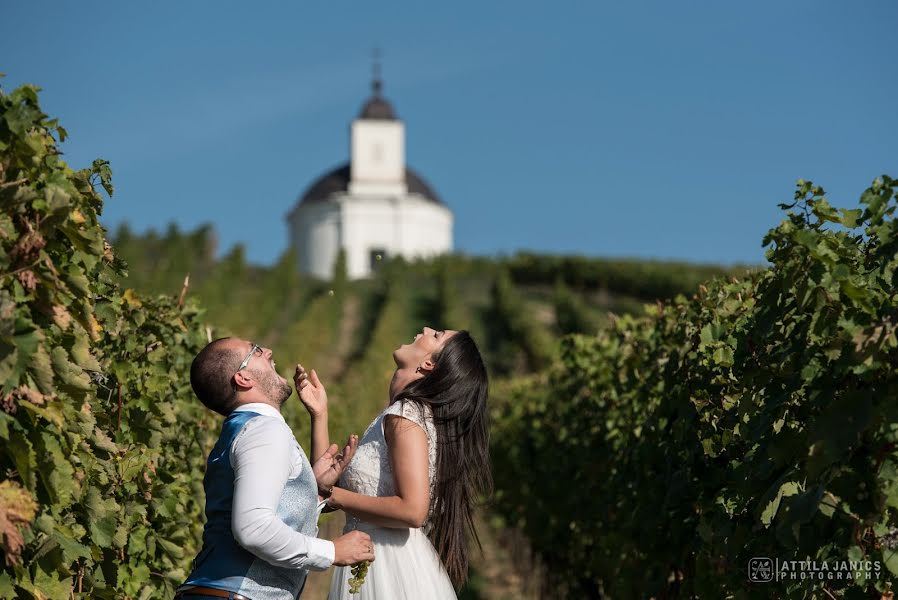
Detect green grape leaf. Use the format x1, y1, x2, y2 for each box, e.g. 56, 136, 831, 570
761, 481, 801, 527
70, 333, 101, 370
884, 548, 898, 577
50, 345, 91, 391
30, 345, 54, 394
156, 537, 185, 559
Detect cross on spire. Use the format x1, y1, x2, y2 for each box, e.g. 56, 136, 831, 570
371, 48, 383, 96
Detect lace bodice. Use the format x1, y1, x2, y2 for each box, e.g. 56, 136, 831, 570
339, 400, 438, 528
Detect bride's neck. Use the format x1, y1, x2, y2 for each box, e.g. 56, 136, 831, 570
389, 368, 414, 402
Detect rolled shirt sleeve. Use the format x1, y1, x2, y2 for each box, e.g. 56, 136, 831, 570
230, 416, 335, 570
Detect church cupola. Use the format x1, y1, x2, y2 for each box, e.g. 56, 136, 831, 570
358, 77, 396, 120
288, 57, 452, 279
349, 60, 407, 196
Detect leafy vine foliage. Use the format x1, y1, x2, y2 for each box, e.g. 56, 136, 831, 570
491, 178, 898, 596
506, 252, 743, 302
1, 84, 216, 598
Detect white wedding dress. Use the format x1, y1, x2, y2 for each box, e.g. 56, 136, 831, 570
327, 401, 457, 599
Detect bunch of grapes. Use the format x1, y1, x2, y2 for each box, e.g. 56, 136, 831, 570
879, 527, 898, 550
348, 560, 369, 594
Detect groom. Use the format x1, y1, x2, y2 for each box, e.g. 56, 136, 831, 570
175, 338, 374, 600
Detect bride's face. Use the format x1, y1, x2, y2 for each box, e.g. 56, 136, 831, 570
393, 326, 457, 369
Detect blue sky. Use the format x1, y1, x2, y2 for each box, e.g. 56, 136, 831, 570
2, 2, 896, 266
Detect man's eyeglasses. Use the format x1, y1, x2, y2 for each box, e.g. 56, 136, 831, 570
237, 343, 263, 373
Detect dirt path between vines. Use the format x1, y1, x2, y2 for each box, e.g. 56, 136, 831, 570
301, 512, 347, 599
324, 293, 360, 382
464, 511, 543, 599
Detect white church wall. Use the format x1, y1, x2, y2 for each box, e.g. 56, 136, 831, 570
339, 196, 453, 279
394, 197, 453, 258
289, 202, 341, 280
341, 196, 399, 279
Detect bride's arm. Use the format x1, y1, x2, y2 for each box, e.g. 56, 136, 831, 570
309, 410, 330, 465
295, 365, 330, 462
327, 415, 430, 529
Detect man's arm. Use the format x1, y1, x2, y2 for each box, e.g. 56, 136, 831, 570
230, 417, 335, 570
313, 435, 358, 499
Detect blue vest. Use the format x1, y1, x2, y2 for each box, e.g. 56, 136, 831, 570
182, 411, 319, 599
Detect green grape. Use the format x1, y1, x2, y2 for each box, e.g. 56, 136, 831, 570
348, 560, 370, 594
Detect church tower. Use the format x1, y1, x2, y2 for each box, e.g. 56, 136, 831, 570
287, 63, 453, 280
349, 69, 407, 197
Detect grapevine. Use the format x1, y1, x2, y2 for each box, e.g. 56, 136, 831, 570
505, 251, 742, 301
488, 268, 555, 374
0, 82, 215, 598
491, 177, 898, 597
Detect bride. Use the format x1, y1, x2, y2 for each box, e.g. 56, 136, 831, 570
295, 327, 491, 598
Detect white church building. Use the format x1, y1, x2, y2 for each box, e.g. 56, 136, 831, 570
287, 74, 453, 280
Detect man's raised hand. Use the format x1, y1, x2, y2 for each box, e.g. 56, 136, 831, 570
294, 364, 327, 417
313, 434, 358, 492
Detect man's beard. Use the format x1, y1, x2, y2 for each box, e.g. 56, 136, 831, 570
254, 368, 293, 406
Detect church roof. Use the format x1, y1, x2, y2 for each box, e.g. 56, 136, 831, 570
358, 77, 397, 120
297, 163, 444, 206
359, 96, 396, 120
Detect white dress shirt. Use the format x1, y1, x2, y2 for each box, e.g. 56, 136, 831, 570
230, 403, 335, 570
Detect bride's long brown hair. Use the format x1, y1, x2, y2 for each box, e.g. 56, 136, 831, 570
393, 330, 492, 588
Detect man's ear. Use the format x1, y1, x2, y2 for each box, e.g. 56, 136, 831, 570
233, 369, 254, 390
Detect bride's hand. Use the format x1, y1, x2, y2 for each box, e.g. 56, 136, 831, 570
295, 364, 327, 417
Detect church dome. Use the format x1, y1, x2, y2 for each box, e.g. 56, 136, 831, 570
358, 75, 396, 120
359, 96, 396, 120
297, 163, 444, 206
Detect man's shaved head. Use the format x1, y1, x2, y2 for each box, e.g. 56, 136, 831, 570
190, 337, 242, 415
